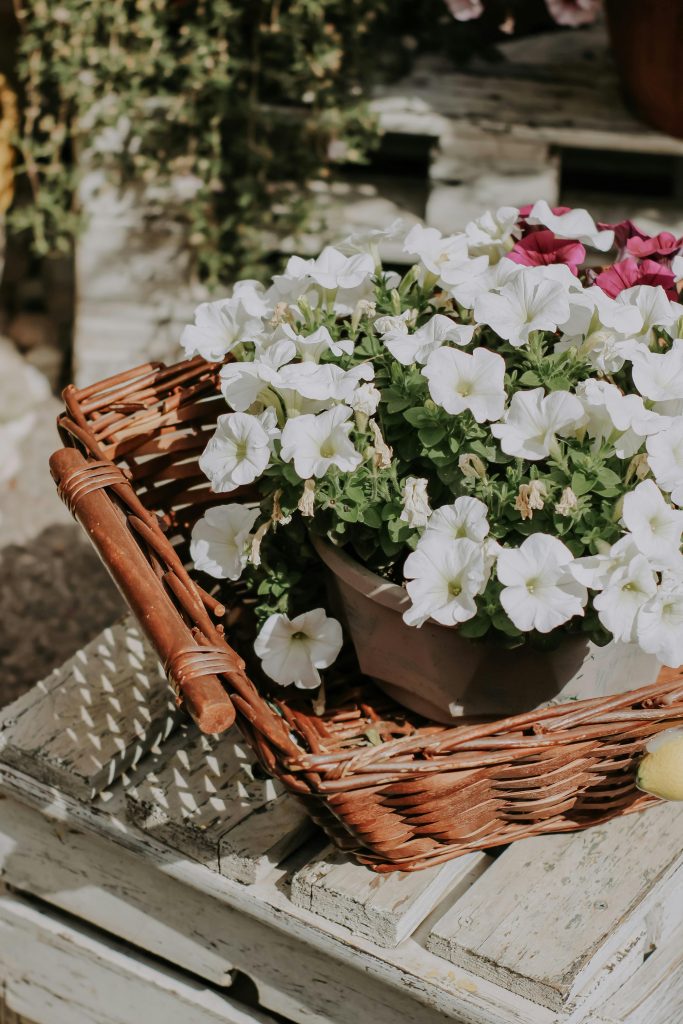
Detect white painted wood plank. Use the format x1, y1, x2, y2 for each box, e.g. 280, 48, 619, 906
0, 617, 177, 800
0, 891, 278, 1024
125, 725, 314, 884
0, 762, 555, 1024
427, 803, 683, 1012
589, 923, 683, 1024
291, 844, 490, 948
0, 795, 235, 986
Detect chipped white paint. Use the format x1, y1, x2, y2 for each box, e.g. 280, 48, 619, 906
0, 890, 278, 1024
125, 725, 313, 883
291, 845, 489, 948
1, 621, 683, 1023
427, 803, 683, 1012
0, 617, 176, 799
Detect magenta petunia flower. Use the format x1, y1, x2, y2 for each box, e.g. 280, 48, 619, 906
627, 231, 683, 260
507, 230, 586, 274
598, 219, 649, 252
595, 258, 679, 300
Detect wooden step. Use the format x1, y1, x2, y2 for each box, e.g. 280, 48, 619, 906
291, 845, 490, 948
0, 617, 176, 800
426, 803, 683, 1012
125, 723, 313, 885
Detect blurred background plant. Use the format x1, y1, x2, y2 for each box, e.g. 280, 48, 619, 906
10, 0, 395, 285
8, 0, 571, 287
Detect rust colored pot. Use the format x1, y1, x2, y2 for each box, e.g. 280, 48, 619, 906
313, 536, 661, 724
605, 0, 683, 139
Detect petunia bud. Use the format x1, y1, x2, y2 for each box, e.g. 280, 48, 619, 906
297, 479, 316, 517
625, 453, 650, 485
458, 453, 487, 480
555, 486, 578, 517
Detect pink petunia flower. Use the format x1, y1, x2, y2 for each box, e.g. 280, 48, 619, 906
595, 258, 679, 300
507, 229, 586, 274
599, 219, 648, 253
544, 0, 601, 26
443, 0, 484, 20
627, 231, 683, 261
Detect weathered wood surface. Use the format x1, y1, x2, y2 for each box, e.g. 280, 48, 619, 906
125, 725, 313, 884
291, 845, 489, 948
591, 923, 683, 1024
373, 25, 683, 156
0, 763, 553, 1024
0, 618, 176, 800
0, 890, 279, 1024
427, 802, 683, 1012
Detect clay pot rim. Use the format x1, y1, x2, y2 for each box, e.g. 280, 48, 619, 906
311, 534, 410, 615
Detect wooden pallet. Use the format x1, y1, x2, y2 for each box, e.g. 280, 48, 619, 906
73, 22, 683, 387
0, 616, 682, 1024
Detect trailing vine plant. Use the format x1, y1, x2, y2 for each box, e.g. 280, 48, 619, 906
9, 0, 390, 284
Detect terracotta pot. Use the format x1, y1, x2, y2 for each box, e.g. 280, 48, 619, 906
312, 536, 662, 723
605, 0, 683, 139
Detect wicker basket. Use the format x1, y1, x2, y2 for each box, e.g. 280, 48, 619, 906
51, 356, 683, 872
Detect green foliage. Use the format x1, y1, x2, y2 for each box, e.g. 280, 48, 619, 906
10, 0, 390, 283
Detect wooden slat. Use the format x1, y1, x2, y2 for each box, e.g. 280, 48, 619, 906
0, 617, 177, 800
125, 725, 313, 884
427, 803, 683, 1012
0, 891, 279, 1024
373, 25, 683, 156
291, 845, 490, 948
592, 923, 683, 1024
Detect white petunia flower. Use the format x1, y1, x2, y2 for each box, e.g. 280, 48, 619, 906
283, 323, 354, 361
190, 504, 260, 580
199, 411, 276, 492
496, 533, 588, 633
569, 535, 642, 590
465, 206, 520, 262
181, 283, 269, 362
556, 285, 645, 373
339, 219, 405, 257
403, 535, 486, 627
647, 419, 683, 506
576, 379, 667, 459
491, 387, 585, 460
525, 200, 614, 251
403, 223, 487, 287
400, 476, 432, 528
629, 339, 683, 405
474, 273, 570, 347
424, 496, 490, 543
308, 246, 374, 292
560, 285, 644, 340
219, 337, 295, 412
622, 479, 683, 569
423, 346, 506, 423
348, 381, 381, 417
593, 554, 658, 643
616, 285, 683, 343
448, 257, 522, 310
280, 405, 361, 479
382, 313, 474, 365
373, 309, 416, 335
254, 608, 343, 688
636, 573, 683, 668
276, 361, 373, 403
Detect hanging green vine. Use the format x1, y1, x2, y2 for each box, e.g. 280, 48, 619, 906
10, 0, 393, 284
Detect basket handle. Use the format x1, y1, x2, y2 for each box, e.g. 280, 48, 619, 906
49, 447, 236, 734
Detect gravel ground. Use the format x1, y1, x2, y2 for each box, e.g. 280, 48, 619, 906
0, 387, 124, 708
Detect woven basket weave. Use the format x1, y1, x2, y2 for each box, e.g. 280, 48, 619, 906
51, 356, 683, 872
